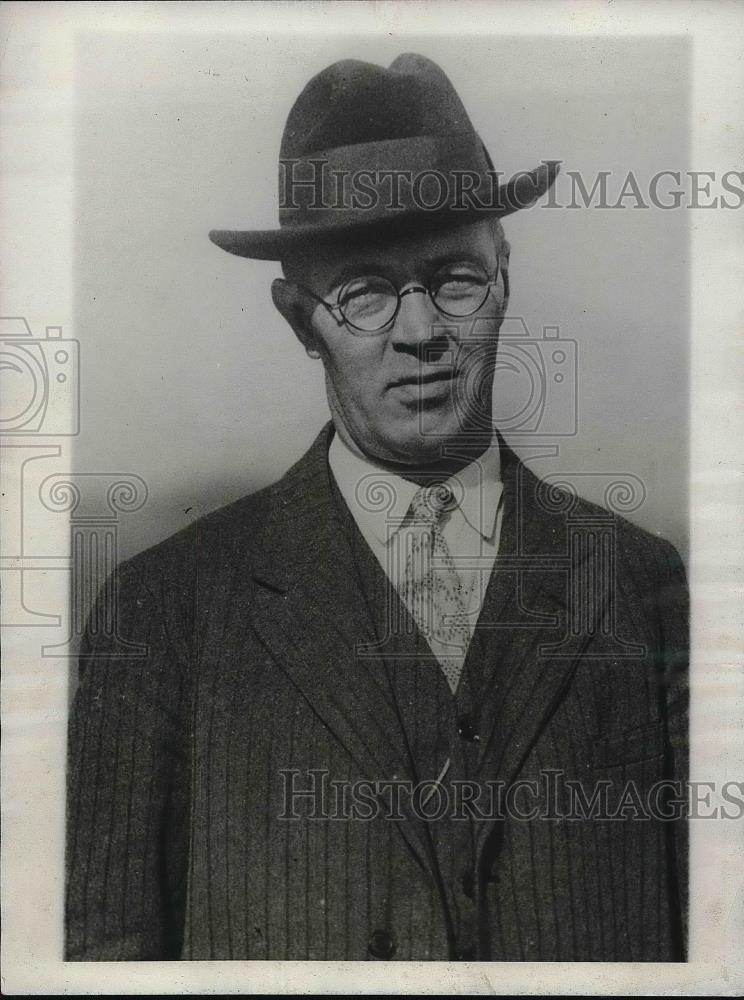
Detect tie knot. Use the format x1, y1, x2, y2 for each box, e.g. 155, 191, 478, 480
409, 483, 455, 525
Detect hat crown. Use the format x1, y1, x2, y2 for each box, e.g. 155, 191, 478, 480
281, 53, 476, 159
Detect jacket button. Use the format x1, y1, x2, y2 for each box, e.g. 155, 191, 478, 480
457, 714, 479, 742
368, 929, 396, 959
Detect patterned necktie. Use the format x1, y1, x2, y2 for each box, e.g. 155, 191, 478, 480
402, 484, 471, 694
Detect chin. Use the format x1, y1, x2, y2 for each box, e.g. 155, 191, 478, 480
389, 437, 446, 465
383, 414, 472, 465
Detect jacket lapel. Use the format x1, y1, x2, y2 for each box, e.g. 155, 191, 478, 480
470, 443, 595, 800
246, 425, 435, 868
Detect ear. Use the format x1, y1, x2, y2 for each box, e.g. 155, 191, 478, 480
499, 240, 511, 312
271, 278, 321, 358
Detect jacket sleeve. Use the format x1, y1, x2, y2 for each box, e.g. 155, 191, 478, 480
652, 536, 690, 956
65, 553, 191, 960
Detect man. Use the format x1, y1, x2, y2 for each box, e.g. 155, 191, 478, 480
66, 53, 688, 962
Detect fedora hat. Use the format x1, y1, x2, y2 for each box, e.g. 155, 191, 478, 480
209, 52, 559, 261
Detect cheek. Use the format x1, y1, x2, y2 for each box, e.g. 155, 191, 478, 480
454, 322, 500, 394
318, 337, 384, 407
459, 315, 501, 361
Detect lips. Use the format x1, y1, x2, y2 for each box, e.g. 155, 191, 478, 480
388, 369, 458, 409
389, 369, 456, 389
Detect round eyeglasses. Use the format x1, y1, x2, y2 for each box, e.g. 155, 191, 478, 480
300, 258, 502, 335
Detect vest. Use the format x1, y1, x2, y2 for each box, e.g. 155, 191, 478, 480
328, 468, 499, 959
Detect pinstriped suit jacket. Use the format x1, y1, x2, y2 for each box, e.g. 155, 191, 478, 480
65, 424, 689, 961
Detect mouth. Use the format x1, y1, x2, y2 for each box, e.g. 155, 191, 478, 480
389, 369, 457, 389
388, 369, 458, 407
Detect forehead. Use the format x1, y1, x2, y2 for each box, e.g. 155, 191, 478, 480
295, 218, 501, 292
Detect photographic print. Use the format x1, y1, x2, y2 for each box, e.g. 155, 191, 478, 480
2, 2, 742, 995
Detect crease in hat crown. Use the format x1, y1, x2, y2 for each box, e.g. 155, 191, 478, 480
209, 52, 560, 261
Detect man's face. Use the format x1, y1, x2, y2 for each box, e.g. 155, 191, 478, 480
284, 219, 508, 466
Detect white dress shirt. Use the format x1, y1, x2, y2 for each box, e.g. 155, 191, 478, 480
328, 431, 505, 662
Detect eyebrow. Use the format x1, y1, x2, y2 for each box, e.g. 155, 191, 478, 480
324, 251, 493, 296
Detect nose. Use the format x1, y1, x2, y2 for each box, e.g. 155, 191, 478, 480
389, 285, 450, 358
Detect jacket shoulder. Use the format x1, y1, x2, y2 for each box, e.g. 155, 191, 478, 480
130, 484, 272, 578
119, 425, 333, 587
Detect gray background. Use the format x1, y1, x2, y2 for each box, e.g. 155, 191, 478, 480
74, 32, 689, 563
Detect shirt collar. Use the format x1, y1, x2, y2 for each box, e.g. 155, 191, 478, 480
328, 429, 503, 546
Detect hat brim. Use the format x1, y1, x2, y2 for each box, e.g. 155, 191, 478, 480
210, 161, 559, 261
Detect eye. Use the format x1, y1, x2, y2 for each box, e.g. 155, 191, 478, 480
432, 262, 488, 299
337, 276, 396, 317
